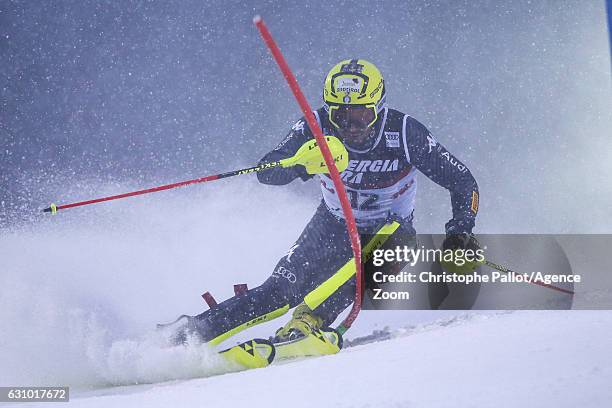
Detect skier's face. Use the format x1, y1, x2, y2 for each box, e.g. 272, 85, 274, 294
330, 105, 377, 146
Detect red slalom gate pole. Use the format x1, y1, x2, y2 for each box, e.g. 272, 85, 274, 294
253, 16, 362, 334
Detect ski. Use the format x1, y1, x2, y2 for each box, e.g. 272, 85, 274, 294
218, 328, 342, 371
219, 338, 276, 370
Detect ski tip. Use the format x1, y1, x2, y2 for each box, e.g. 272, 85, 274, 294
253, 15, 262, 24
220, 338, 276, 368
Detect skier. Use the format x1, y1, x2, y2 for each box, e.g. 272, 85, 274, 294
171, 59, 481, 348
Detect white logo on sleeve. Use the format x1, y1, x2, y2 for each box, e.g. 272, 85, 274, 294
427, 133, 437, 153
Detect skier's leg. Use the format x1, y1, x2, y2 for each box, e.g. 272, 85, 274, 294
182, 203, 350, 344
309, 219, 417, 326
186, 283, 291, 345
264, 203, 353, 308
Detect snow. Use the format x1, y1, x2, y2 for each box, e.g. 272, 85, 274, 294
11, 311, 610, 408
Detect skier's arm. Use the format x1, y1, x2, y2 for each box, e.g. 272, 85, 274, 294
404, 117, 479, 234
257, 118, 315, 185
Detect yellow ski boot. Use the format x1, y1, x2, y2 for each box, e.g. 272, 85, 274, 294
273, 304, 342, 359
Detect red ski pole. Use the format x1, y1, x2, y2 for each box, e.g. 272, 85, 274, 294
42, 135, 347, 214
41, 161, 283, 214
484, 260, 575, 295
254, 16, 362, 334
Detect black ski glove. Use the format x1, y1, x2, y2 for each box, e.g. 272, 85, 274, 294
440, 233, 483, 274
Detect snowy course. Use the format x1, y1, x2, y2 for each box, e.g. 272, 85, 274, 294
10, 311, 610, 408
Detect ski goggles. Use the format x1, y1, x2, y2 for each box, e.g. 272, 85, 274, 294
328, 104, 378, 130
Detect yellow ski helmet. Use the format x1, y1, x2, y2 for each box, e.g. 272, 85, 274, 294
323, 59, 386, 131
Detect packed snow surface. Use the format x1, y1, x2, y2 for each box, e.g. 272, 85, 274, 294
9, 311, 611, 408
